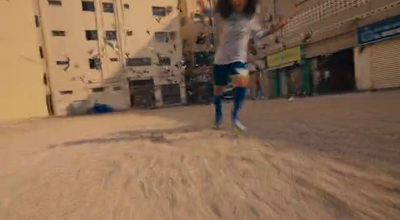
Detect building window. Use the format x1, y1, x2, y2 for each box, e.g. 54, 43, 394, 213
92, 87, 104, 93
52, 30, 66, 37
155, 32, 169, 42
39, 46, 44, 59
89, 58, 101, 69
85, 30, 98, 40
124, 4, 130, 9
113, 86, 122, 91
48, 0, 62, 6
194, 51, 214, 66
102, 2, 114, 13
105, 31, 117, 40
59, 90, 73, 95
110, 58, 118, 62
34, 15, 40, 27
158, 57, 171, 66
56, 60, 69, 65
169, 31, 177, 41
126, 58, 152, 67
152, 6, 166, 16
82, 1, 95, 11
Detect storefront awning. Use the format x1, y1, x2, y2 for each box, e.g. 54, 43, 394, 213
267, 46, 301, 68
267, 62, 296, 71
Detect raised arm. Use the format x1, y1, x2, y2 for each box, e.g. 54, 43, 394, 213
254, 17, 288, 40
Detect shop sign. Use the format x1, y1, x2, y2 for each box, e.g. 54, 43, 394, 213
267, 46, 301, 68
357, 15, 400, 45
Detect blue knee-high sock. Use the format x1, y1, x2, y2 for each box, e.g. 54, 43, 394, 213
214, 95, 223, 121
232, 87, 247, 120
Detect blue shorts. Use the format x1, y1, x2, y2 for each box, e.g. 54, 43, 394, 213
213, 62, 247, 86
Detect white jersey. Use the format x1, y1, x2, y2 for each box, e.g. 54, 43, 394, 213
204, 9, 268, 65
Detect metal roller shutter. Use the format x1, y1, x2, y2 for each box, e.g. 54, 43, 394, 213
129, 79, 155, 109
161, 84, 181, 105
371, 37, 400, 89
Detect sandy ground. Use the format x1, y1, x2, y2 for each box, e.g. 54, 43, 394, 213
0, 91, 399, 220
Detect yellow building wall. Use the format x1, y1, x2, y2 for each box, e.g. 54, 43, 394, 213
0, 1, 48, 121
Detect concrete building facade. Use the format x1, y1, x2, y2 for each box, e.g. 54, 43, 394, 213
31, 0, 186, 116
260, 0, 400, 96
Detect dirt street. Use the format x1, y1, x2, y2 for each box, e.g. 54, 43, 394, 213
0, 91, 399, 220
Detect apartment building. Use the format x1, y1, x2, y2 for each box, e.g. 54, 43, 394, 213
178, 0, 216, 67
259, 0, 400, 96
33, 0, 185, 116
0, 1, 48, 121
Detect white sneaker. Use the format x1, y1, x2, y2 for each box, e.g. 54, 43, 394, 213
233, 119, 247, 132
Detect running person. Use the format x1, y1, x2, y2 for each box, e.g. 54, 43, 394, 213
197, 0, 287, 131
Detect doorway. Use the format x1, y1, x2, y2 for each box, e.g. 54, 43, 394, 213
161, 84, 181, 105
129, 79, 155, 109
315, 49, 356, 94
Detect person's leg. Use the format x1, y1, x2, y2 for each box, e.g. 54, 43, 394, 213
230, 62, 249, 131
232, 87, 247, 119
213, 65, 229, 128
213, 88, 224, 126
255, 86, 260, 98
259, 85, 264, 99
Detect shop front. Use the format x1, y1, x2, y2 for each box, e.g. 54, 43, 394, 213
312, 49, 356, 94
304, 30, 356, 95
267, 46, 310, 98
355, 15, 400, 90
129, 79, 155, 109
